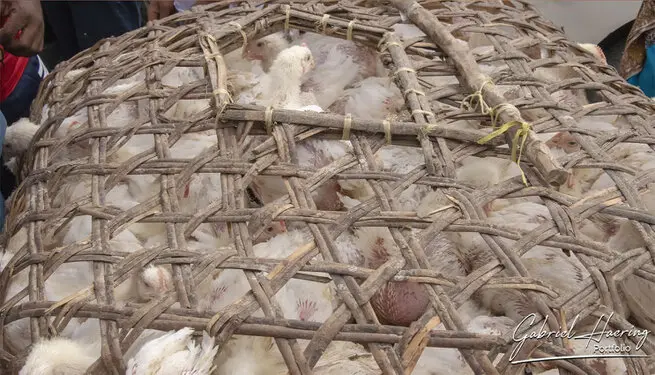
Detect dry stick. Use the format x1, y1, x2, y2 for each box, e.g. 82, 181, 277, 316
2, 301, 509, 349
221, 105, 503, 146
84, 40, 124, 375
390, 0, 569, 187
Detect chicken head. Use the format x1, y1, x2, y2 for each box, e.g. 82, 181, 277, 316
136, 265, 174, 301
254, 221, 287, 244
242, 33, 290, 72
546, 131, 580, 154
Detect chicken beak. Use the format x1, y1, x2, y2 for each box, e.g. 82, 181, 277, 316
483, 202, 493, 216
566, 173, 575, 188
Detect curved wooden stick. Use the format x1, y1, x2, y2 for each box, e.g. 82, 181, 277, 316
390, 0, 570, 187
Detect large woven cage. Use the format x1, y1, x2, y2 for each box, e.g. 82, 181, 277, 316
3, 0, 655, 374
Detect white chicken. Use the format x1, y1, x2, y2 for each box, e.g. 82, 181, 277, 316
607, 216, 655, 334
104, 66, 207, 121
198, 229, 334, 324
337, 144, 432, 211
1, 239, 173, 351
259, 45, 317, 109
328, 76, 405, 121
312, 341, 379, 375
558, 136, 655, 198
440, 201, 588, 321
251, 138, 351, 212
413, 302, 513, 375
242, 33, 293, 73
214, 335, 286, 375
3, 118, 40, 161
19, 318, 170, 374
235, 44, 318, 109
243, 31, 381, 78
207, 230, 336, 374
126, 327, 218, 375
245, 45, 351, 210
19, 337, 97, 375
451, 155, 526, 215
242, 32, 382, 109
4, 107, 110, 166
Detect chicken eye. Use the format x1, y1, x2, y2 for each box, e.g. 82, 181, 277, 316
267, 226, 274, 232
256, 41, 263, 47
304, 56, 310, 61
567, 141, 577, 146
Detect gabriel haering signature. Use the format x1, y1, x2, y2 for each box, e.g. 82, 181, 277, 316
510, 312, 649, 364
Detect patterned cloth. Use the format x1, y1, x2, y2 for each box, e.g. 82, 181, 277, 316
620, 0, 655, 96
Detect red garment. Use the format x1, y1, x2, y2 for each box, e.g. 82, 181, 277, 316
0, 47, 29, 102
0, 12, 29, 102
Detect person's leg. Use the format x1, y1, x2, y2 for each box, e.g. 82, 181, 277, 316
69, 1, 144, 52
40, 1, 80, 62
0, 111, 7, 232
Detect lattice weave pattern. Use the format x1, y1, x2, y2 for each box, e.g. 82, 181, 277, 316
1, 0, 655, 374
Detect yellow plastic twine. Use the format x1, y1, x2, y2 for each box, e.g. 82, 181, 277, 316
383, 119, 392, 144
418, 122, 437, 138
458, 79, 531, 185
377, 32, 402, 52
460, 79, 494, 115
212, 88, 233, 104
404, 88, 425, 97
283, 5, 291, 32
228, 21, 248, 55
342, 113, 352, 140
379, 41, 402, 52
264, 106, 274, 135
393, 67, 416, 77
347, 20, 356, 41
318, 14, 330, 34
477, 103, 531, 186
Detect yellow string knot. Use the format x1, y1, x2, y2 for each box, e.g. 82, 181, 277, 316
317, 14, 330, 34
283, 5, 291, 32
477, 115, 531, 186
461, 79, 494, 115
419, 122, 438, 139
347, 20, 356, 41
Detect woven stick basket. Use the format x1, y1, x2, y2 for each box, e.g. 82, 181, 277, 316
2, 0, 655, 374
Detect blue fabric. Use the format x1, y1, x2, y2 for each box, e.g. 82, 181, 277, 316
627, 45, 655, 98
41, 1, 143, 62
0, 111, 6, 232
0, 55, 47, 126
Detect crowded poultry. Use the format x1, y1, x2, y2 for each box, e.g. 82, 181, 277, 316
1, 8, 650, 375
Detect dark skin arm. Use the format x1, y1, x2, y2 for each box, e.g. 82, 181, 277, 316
147, 0, 176, 21
0, 0, 44, 57
147, 0, 221, 21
